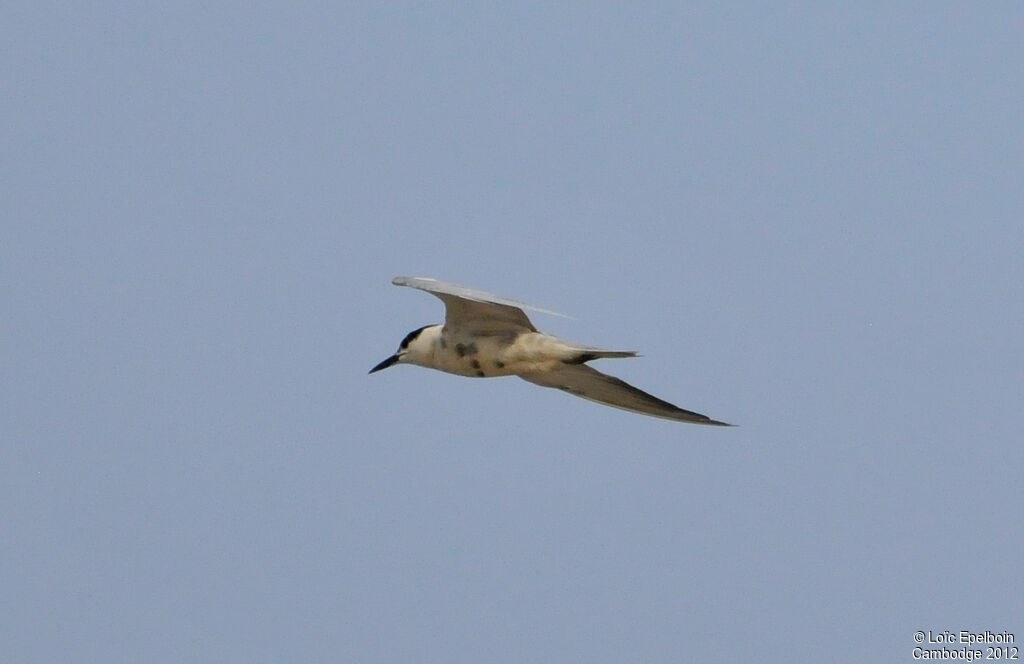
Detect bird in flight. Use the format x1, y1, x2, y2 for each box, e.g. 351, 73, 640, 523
370, 277, 731, 425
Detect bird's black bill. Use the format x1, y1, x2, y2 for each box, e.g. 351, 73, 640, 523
369, 354, 399, 374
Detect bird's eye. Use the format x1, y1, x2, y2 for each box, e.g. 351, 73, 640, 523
399, 325, 431, 350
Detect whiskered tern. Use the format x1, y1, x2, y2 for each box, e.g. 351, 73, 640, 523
370, 277, 731, 425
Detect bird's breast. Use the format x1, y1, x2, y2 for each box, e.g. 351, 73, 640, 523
431, 331, 570, 377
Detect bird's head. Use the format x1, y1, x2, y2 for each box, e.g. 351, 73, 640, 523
369, 324, 439, 373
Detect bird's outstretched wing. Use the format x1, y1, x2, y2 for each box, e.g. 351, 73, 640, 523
392, 276, 567, 333
520, 364, 731, 425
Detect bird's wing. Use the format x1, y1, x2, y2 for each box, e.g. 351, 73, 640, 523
392, 276, 568, 333
520, 364, 731, 425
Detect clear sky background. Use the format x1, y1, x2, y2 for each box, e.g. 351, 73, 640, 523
4, 3, 1022, 662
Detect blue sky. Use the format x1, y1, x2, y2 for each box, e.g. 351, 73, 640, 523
4, 3, 1022, 662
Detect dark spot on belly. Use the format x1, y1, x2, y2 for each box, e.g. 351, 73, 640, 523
455, 342, 478, 357
494, 360, 505, 368
471, 359, 480, 369
439, 338, 447, 349
475, 370, 485, 377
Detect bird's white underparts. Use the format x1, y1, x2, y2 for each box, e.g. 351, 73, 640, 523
370, 277, 731, 426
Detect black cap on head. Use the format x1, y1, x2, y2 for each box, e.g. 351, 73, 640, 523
399, 325, 431, 350
370, 325, 432, 374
